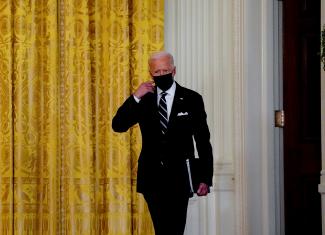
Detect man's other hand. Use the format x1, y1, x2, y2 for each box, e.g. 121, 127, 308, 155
134, 81, 155, 99
196, 183, 209, 196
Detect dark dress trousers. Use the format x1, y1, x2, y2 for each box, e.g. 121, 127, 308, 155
112, 83, 213, 235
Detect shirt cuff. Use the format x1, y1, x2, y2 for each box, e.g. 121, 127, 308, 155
133, 95, 141, 103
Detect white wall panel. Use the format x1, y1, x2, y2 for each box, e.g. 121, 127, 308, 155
165, 1, 237, 234
165, 0, 279, 235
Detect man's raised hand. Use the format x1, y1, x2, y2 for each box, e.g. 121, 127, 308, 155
134, 81, 155, 99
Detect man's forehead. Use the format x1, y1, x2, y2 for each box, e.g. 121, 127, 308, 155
150, 61, 173, 69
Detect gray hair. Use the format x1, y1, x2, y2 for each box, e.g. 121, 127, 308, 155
148, 51, 174, 66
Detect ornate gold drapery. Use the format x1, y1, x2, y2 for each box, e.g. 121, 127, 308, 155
0, 0, 164, 234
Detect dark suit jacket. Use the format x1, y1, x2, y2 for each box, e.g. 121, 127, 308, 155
112, 83, 213, 196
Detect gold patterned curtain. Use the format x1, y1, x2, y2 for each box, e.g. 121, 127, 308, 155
0, 0, 164, 234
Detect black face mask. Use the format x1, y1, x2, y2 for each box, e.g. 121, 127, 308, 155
153, 73, 174, 91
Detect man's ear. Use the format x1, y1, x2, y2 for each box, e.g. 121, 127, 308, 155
172, 66, 176, 77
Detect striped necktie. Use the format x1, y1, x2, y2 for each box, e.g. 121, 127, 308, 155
158, 92, 168, 134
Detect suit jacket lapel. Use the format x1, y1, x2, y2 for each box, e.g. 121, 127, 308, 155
168, 83, 184, 130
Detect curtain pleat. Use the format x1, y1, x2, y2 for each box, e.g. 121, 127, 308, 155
0, 0, 163, 234
11, 0, 59, 234
0, 1, 14, 234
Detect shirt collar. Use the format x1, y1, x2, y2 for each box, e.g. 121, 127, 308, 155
157, 81, 176, 96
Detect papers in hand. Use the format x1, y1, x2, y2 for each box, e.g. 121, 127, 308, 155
186, 159, 194, 194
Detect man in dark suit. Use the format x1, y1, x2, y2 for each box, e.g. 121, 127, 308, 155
112, 52, 213, 235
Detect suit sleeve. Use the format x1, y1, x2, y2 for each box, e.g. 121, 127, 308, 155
112, 95, 140, 132
192, 95, 214, 186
